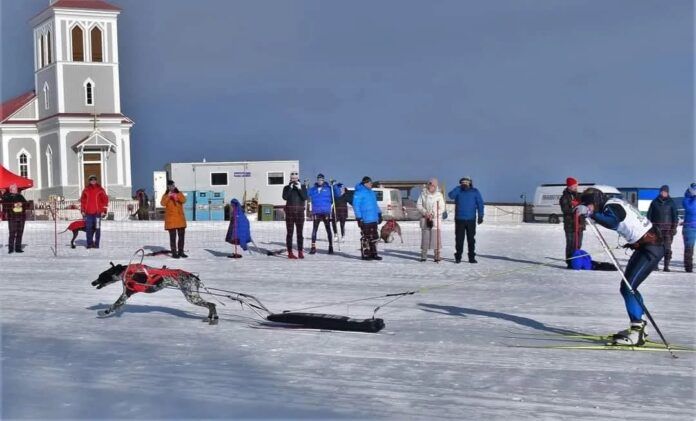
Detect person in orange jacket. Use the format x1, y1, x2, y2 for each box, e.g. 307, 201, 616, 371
80, 175, 109, 249
161, 180, 187, 258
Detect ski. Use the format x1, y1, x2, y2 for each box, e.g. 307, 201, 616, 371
512, 344, 695, 353
507, 331, 694, 350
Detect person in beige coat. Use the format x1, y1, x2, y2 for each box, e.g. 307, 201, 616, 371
417, 178, 446, 262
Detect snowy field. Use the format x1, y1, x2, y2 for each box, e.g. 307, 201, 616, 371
1, 220, 694, 420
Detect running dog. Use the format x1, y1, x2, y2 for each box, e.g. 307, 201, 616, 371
91, 262, 219, 324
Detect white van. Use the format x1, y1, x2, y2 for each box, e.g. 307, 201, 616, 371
532, 183, 622, 223
345, 187, 405, 221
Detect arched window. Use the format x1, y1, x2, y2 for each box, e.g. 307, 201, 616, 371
46, 146, 53, 188
47, 30, 52, 64
84, 79, 94, 105
91, 27, 103, 62
71, 26, 84, 61
17, 151, 30, 178
39, 35, 45, 68
43, 82, 50, 110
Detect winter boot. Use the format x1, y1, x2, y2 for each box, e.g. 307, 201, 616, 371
179, 251, 188, 258
612, 320, 647, 346
287, 249, 298, 259
663, 259, 671, 272
171, 252, 180, 259
468, 255, 478, 264
685, 247, 693, 273
454, 253, 461, 264
309, 243, 317, 255
298, 249, 305, 259
420, 250, 427, 262
328, 245, 334, 255
434, 250, 442, 263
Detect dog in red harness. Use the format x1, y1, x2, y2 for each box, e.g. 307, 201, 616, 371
91, 262, 219, 324
60, 220, 86, 249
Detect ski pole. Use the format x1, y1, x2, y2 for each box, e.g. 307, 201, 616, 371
586, 219, 677, 358
329, 179, 341, 251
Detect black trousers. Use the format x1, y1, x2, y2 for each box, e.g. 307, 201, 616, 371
455, 219, 476, 259
168, 228, 185, 254
332, 207, 348, 237
658, 228, 673, 265
7, 218, 25, 251
285, 207, 305, 250
311, 213, 333, 245
564, 230, 584, 266
361, 222, 379, 257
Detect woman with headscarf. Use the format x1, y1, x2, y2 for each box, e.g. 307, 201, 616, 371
417, 178, 446, 262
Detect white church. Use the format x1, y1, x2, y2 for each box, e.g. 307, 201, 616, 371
0, 0, 133, 200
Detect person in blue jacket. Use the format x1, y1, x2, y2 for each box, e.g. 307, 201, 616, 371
448, 176, 484, 263
225, 198, 252, 256
353, 176, 383, 260
308, 173, 341, 255
683, 182, 696, 273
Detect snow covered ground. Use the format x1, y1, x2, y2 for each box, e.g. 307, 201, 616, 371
1, 220, 694, 419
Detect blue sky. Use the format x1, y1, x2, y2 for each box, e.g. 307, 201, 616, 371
2, 0, 694, 201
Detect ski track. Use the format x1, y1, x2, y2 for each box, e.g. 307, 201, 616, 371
1, 221, 694, 419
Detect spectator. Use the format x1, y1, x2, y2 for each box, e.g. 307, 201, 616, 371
417, 178, 446, 262
559, 177, 585, 269
134, 189, 150, 220
683, 183, 696, 273
647, 185, 678, 272
282, 171, 308, 259
353, 176, 383, 260
308, 173, 341, 255
2, 184, 27, 253
448, 176, 484, 263
80, 175, 108, 249
332, 183, 349, 242
160, 180, 187, 258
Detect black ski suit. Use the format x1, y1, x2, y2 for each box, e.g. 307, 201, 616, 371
282, 183, 308, 251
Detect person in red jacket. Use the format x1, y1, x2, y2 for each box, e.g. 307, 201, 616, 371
80, 175, 109, 249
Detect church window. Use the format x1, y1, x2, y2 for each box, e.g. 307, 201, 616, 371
43, 82, 50, 110
18, 152, 29, 178
72, 26, 84, 62
39, 35, 45, 68
85, 81, 94, 105
47, 31, 52, 64
46, 146, 53, 188
91, 27, 103, 62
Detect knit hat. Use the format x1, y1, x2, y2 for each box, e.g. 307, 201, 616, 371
167, 180, 175, 186
689, 183, 696, 196
660, 185, 669, 193
317, 173, 325, 180
361, 176, 372, 184
459, 176, 472, 184
566, 177, 578, 187
88, 174, 97, 181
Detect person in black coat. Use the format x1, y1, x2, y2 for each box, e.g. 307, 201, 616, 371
647, 185, 679, 271
331, 183, 349, 241
282, 171, 308, 259
558, 177, 585, 268
2, 184, 28, 253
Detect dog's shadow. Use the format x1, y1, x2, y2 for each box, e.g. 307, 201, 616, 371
87, 303, 202, 320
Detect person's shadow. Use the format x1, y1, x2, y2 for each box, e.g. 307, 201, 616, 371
418, 302, 582, 336
477, 254, 566, 269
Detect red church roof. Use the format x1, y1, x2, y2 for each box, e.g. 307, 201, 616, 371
50, 0, 121, 11
0, 91, 36, 123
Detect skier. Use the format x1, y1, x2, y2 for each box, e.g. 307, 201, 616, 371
576, 187, 664, 346
646, 185, 678, 272
308, 174, 341, 254
353, 176, 383, 260
682, 183, 696, 273
160, 180, 188, 258
80, 174, 109, 249
2, 184, 28, 253
331, 183, 349, 242
416, 178, 446, 262
559, 177, 585, 269
282, 171, 308, 259
448, 176, 484, 263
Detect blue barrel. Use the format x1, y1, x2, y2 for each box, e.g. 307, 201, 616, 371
182, 191, 195, 221
195, 191, 211, 221
210, 191, 225, 221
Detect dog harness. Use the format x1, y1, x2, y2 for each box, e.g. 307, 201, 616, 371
124, 264, 189, 293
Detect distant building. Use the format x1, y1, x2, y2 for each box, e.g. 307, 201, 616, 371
618, 187, 660, 215
0, 0, 133, 200
162, 160, 300, 206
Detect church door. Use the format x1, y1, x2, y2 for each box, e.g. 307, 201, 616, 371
82, 152, 102, 187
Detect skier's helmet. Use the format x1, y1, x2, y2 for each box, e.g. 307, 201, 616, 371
580, 187, 606, 209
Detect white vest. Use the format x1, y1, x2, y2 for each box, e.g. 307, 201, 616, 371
604, 198, 652, 244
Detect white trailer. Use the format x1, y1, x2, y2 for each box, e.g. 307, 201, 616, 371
162, 160, 299, 206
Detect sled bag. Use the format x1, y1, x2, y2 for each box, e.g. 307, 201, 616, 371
266, 312, 385, 333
